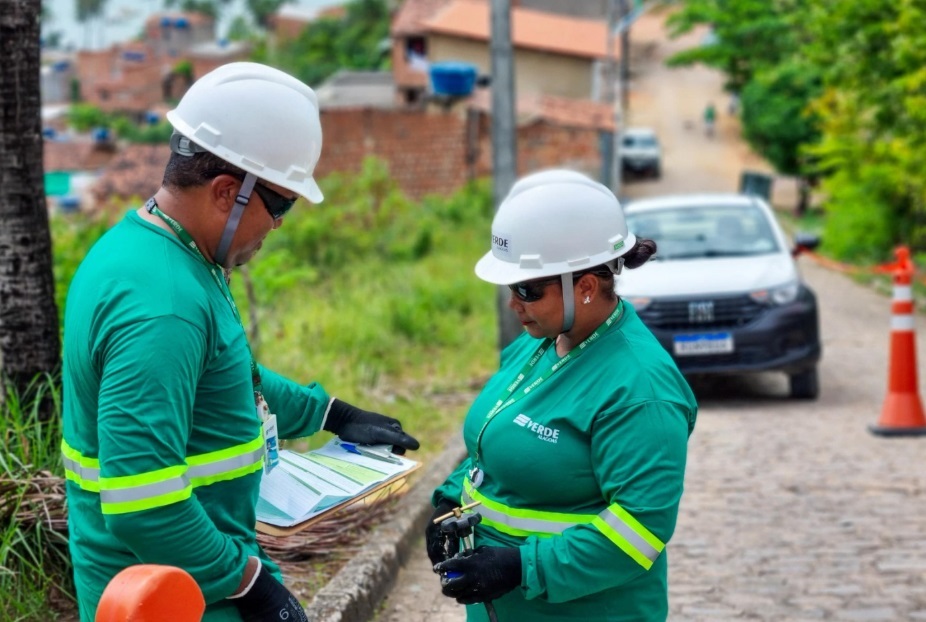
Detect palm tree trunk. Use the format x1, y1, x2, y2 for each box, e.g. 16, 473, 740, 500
0, 0, 62, 392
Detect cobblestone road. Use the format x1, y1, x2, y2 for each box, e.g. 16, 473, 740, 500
374, 11, 926, 622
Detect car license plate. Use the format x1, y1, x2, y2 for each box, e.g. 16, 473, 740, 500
673, 332, 734, 356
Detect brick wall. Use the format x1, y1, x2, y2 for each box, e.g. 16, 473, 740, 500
516, 122, 604, 179
316, 108, 470, 200
315, 107, 604, 200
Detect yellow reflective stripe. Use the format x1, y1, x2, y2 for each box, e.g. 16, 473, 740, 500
187, 435, 264, 487
186, 435, 263, 467
463, 479, 594, 537
189, 459, 263, 487
101, 486, 193, 515
61, 439, 101, 492
99, 465, 190, 514
592, 504, 665, 570
62, 434, 264, 512
464, 479, 664, 569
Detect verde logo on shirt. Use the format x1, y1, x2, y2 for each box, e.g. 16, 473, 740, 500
513, 413, 560, 443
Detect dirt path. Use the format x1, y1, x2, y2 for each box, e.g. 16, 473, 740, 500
622, 14, 796, 208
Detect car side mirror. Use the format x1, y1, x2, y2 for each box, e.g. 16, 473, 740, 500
792, 232, 821, 257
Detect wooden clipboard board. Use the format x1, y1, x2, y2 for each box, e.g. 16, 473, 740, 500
256, 460, 423, 537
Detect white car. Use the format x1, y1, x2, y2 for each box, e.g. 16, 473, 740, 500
621, 127, 661, 178
620, 193, 822, 399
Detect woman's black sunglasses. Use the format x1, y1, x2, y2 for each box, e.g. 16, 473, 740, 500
508, 277, 561, 303
508, 269, 614, 303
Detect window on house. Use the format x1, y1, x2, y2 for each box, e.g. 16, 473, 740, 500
406, 37, 427, 59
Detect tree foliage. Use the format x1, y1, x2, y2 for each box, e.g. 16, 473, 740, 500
254, 0, 390, 86
740, 59, 821, 176
665, 0, 799, 92
669, 0, 926, 258
804, 0, 926, 255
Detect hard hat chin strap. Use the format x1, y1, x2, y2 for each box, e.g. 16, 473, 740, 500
215, 172, 257, 267
560, 272, 575, 334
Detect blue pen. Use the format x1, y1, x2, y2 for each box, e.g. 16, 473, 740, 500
340, 442, 402, 464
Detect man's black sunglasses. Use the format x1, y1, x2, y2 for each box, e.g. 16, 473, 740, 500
250, 183, 298, 220
508, 269, 614, 303
215, 171, 298, 220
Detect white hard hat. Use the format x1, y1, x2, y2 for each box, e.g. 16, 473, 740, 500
166, 62, 324, 203
475, 169, 635, 285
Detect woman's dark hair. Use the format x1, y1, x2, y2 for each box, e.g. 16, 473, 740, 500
584, 237, 657, 301
622, 237, 657, 269
162, 150, 247, 189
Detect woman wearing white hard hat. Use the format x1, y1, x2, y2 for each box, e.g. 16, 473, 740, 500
426, 169, 698, 621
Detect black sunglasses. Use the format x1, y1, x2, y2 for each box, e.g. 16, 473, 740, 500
216, 172, 298, 220
250, 183, 298, 220
508, 277, 562, 303
509, 270, 614, 303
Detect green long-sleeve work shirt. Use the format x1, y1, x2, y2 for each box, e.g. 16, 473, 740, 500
63, 211, 330, 621
435, 303, 697, 621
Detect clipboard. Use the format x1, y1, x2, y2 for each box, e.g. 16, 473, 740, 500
256, 460, 422, 537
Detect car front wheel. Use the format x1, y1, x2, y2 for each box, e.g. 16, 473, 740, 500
789, 367, 819, 400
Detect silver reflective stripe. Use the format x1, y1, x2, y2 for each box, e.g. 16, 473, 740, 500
63, 455, 99, 482
99, 475, 190, 504
598, 508, 661, 562
463, 489, 578, 535
187, 446, 265, 480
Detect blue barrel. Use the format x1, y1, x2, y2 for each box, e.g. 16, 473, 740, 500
58, 195, 81, 213
429, 62, 478, 97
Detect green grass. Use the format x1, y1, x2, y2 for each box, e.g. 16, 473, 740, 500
0, 375, 74, 621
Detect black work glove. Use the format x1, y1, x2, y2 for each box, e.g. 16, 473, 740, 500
434, 545, 522, 605
425, 499, 458, 567
229, 560, 309, 622
324, 398, 419, 455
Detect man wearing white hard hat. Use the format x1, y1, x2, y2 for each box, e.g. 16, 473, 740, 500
425, 169, 697, 621
62, 63, 419, 621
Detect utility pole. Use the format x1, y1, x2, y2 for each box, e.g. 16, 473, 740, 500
490, 0, 521, 349
608, 0, 644, 200
608, 0, 632, 199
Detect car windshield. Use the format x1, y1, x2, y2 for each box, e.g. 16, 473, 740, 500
623, 135, 658, 147
626, 204, 781, 260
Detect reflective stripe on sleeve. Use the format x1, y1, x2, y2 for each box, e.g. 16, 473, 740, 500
62, 439, 101, 492
63, 434, 265, 514
186, 435, 265, 487
592, 504, 665, 570
463, 478, 664, 569
463, 479, 593, 538
99, 465, 192, 514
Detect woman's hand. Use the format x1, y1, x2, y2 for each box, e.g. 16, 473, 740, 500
425, 499, 459, 567
434, 546, 521, 604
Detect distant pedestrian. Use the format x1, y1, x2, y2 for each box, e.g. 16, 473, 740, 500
704, 102, 717, 138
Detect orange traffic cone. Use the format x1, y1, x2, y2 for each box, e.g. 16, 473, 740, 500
95, 564, 205, 622
870, 246, 926, 436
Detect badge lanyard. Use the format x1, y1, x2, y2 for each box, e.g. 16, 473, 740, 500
468, 302, 624, 487
145, 198, 280, 471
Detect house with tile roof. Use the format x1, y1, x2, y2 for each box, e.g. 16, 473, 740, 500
391, 0, 615, 106
74, 11, 249, 117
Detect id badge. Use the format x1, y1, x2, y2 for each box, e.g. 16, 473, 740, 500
257, 396, 280, 473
